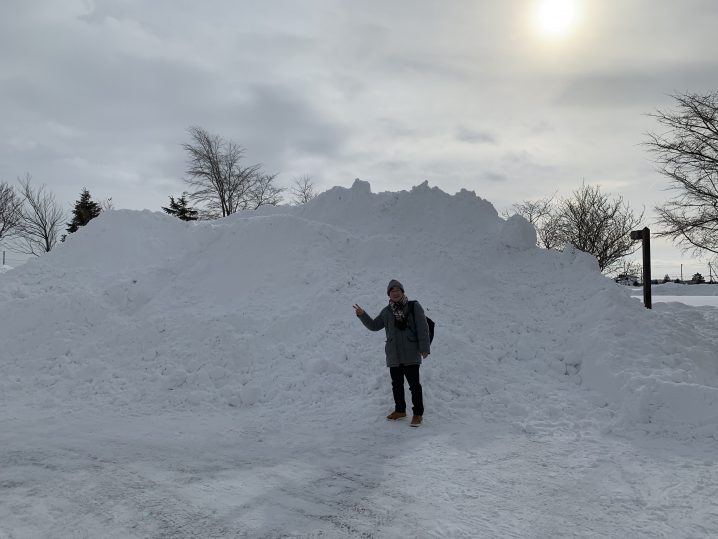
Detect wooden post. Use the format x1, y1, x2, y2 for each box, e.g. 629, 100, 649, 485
630, 228, 652, 309
642, 227, 651, 309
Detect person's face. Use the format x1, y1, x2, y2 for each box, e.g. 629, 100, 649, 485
389, 287, 403, 303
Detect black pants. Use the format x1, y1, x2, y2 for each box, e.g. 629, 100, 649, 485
390, 364, 424, 416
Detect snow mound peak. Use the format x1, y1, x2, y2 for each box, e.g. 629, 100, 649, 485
499, 214, 537, 250
295, 179, 508, 244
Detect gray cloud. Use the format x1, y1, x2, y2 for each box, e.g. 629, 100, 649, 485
230, 85, 349, 158
456, 127, 498, 144
482, 171, 508, 182
555, 64, 718, 109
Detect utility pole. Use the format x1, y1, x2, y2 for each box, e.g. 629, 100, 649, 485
680, 264, 683, 283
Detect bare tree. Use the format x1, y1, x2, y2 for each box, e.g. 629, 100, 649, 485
99, 197, 114, 211
537, 211, 564, 250
249, 172, 284, 209
556, 183, 643, 273
508, 185, 643, 272
646, 92, 718, 257
0, 181, 23, 240
183, 126, 283, 218
14, 174, 65, 255
505, 195, 554, 226
290, 175, 317, 205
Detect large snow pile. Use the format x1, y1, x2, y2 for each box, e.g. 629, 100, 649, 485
1, 180, 717, 439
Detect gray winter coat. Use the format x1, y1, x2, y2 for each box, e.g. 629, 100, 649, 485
359, 301, 431, 367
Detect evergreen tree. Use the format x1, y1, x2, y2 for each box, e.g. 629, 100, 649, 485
66, 188, 102, 235
162, 194, 198, 221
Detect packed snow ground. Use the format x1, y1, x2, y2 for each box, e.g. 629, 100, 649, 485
1, 181, 717, 538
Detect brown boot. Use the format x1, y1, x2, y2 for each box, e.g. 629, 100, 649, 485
410, 415, 423, 427
386, 411, 407, 420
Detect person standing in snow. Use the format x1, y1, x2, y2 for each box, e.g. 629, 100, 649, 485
353, 279, 431, 427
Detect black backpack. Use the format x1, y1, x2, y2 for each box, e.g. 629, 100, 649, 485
409, 301, 435, 344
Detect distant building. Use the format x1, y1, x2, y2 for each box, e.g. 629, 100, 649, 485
615, 273, 640, 286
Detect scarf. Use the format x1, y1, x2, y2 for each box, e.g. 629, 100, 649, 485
389, 295, 409, 324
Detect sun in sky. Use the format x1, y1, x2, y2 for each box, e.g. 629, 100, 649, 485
533, 0, 579, 39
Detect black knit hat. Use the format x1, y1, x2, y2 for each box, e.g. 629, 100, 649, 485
387, 279, 404, 296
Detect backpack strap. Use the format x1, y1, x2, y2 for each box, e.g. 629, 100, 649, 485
409, 301, 421, 327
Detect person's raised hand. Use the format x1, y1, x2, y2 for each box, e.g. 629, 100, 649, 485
352, 304, 364, 316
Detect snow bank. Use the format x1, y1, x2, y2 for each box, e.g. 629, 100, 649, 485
1, 181, 717, 440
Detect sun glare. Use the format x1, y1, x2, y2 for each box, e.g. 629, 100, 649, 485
534, 0, 578, 38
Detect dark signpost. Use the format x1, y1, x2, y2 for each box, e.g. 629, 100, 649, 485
630, 227, 652, 309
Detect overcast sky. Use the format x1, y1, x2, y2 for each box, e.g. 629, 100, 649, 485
2, 0, 717, 274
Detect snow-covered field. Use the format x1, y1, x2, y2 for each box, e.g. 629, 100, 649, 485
625, 283, 718, 308
634, 295, 718, 308
1, 181, 717, 538
651, 283, 718, 295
